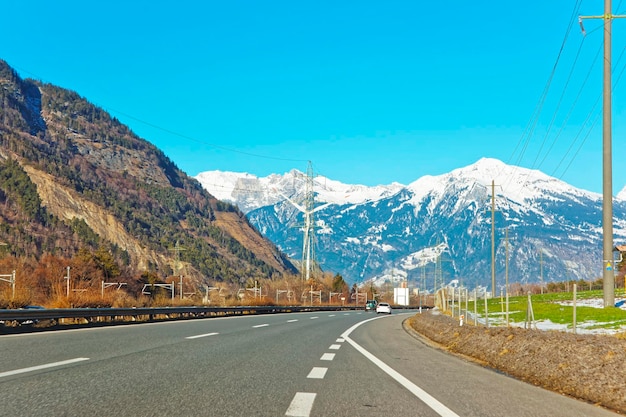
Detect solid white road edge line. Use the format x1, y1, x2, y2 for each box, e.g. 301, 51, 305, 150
341, 316, 460, 417
185, 332, 219, 339
0, 357, 90, 378
285, 392, 316, 417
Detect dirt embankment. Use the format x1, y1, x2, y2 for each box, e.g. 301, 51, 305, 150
406, 310, 626, 414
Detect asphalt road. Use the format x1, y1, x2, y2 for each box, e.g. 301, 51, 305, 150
0, 311, 618, 416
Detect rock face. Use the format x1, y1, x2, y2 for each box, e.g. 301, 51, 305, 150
0, 59, 296, 285
406, 311, 626, 414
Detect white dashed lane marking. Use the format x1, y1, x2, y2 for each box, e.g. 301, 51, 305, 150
287, 319, 298, 323
282, 319, 344, 415
253, 324, 269, 328
307, 367, 328, 379
285, 392, 316, 417
0, 358, 90, 379
185, 332, 219, 340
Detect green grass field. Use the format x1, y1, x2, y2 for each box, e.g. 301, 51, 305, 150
461, 289, 626, 332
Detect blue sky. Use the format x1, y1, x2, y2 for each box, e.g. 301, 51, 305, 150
3, 1, 626, 193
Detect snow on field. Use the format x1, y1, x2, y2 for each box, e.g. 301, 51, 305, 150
468, 298, 626, 335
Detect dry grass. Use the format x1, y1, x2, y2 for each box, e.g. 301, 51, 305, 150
406, 310, 626, 413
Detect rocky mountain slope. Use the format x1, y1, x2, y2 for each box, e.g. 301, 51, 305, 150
0, 59, 296, 290
196, 159, 626, 289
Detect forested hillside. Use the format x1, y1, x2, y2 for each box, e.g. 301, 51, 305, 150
0, 59, 296, 306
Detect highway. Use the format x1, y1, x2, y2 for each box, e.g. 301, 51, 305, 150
0, 311, 618, 416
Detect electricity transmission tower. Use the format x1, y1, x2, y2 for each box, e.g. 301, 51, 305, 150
279, 161, 330, 281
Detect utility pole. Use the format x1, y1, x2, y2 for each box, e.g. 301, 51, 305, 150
421, 258, 426, 295
170, 240, 186, 299
434, 245, 441, 293
491, 180, 496, 298
505, 228, 510, 326
179, 275, 183, 300
539, 249, 543, 294
580, 3, 626, 307
65, 266, 70, 298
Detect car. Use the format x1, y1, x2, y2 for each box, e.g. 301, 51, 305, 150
365, 300, 377, 311
376, 302, 392, 314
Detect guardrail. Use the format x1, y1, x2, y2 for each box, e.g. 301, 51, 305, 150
0, 305, 355, 324
0, 304, 425, 333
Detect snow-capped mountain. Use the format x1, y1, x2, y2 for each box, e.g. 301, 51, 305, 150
196, 158, 626, 289
618, 185, 626, 201
195, 169, 405, 213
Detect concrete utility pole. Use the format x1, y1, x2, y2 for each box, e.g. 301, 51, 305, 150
580, 2, 626, 307
505, 228, 510, 326
170, 240, 186, 299
491, 180, 496, 298
65, 266, 70, 298
539, 249, 543, 294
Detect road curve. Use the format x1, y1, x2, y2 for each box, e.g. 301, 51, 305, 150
0, 311, 617, 416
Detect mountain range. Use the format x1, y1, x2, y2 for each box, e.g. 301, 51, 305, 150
2, 55, 621, 296
196, 159, 626, 291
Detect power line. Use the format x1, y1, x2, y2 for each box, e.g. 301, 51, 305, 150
499, 1, 584, 196
544, 42, 603, 176
104, 107, 309, 163
9, 64, 308, 164
532, 37, 588, 172
507, 0, 583, 171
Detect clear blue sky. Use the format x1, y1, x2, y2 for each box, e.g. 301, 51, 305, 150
3, 1, 626, 193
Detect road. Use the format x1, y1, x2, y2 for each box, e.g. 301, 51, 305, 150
0, 310, 618, 416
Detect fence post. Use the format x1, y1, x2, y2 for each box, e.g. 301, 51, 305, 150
526, 291, 535, 329
506, 288, 509, 327
474, 289, 478, 325
465, 288, 469, 324
573, 283, 577, 334
451, 287, 456, 318
484, 291, 489, 328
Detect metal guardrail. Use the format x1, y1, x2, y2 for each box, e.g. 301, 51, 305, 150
0, 305, 425, 332
0, 305, 353, 324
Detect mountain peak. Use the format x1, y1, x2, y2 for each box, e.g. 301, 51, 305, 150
197, 157, 621, 286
